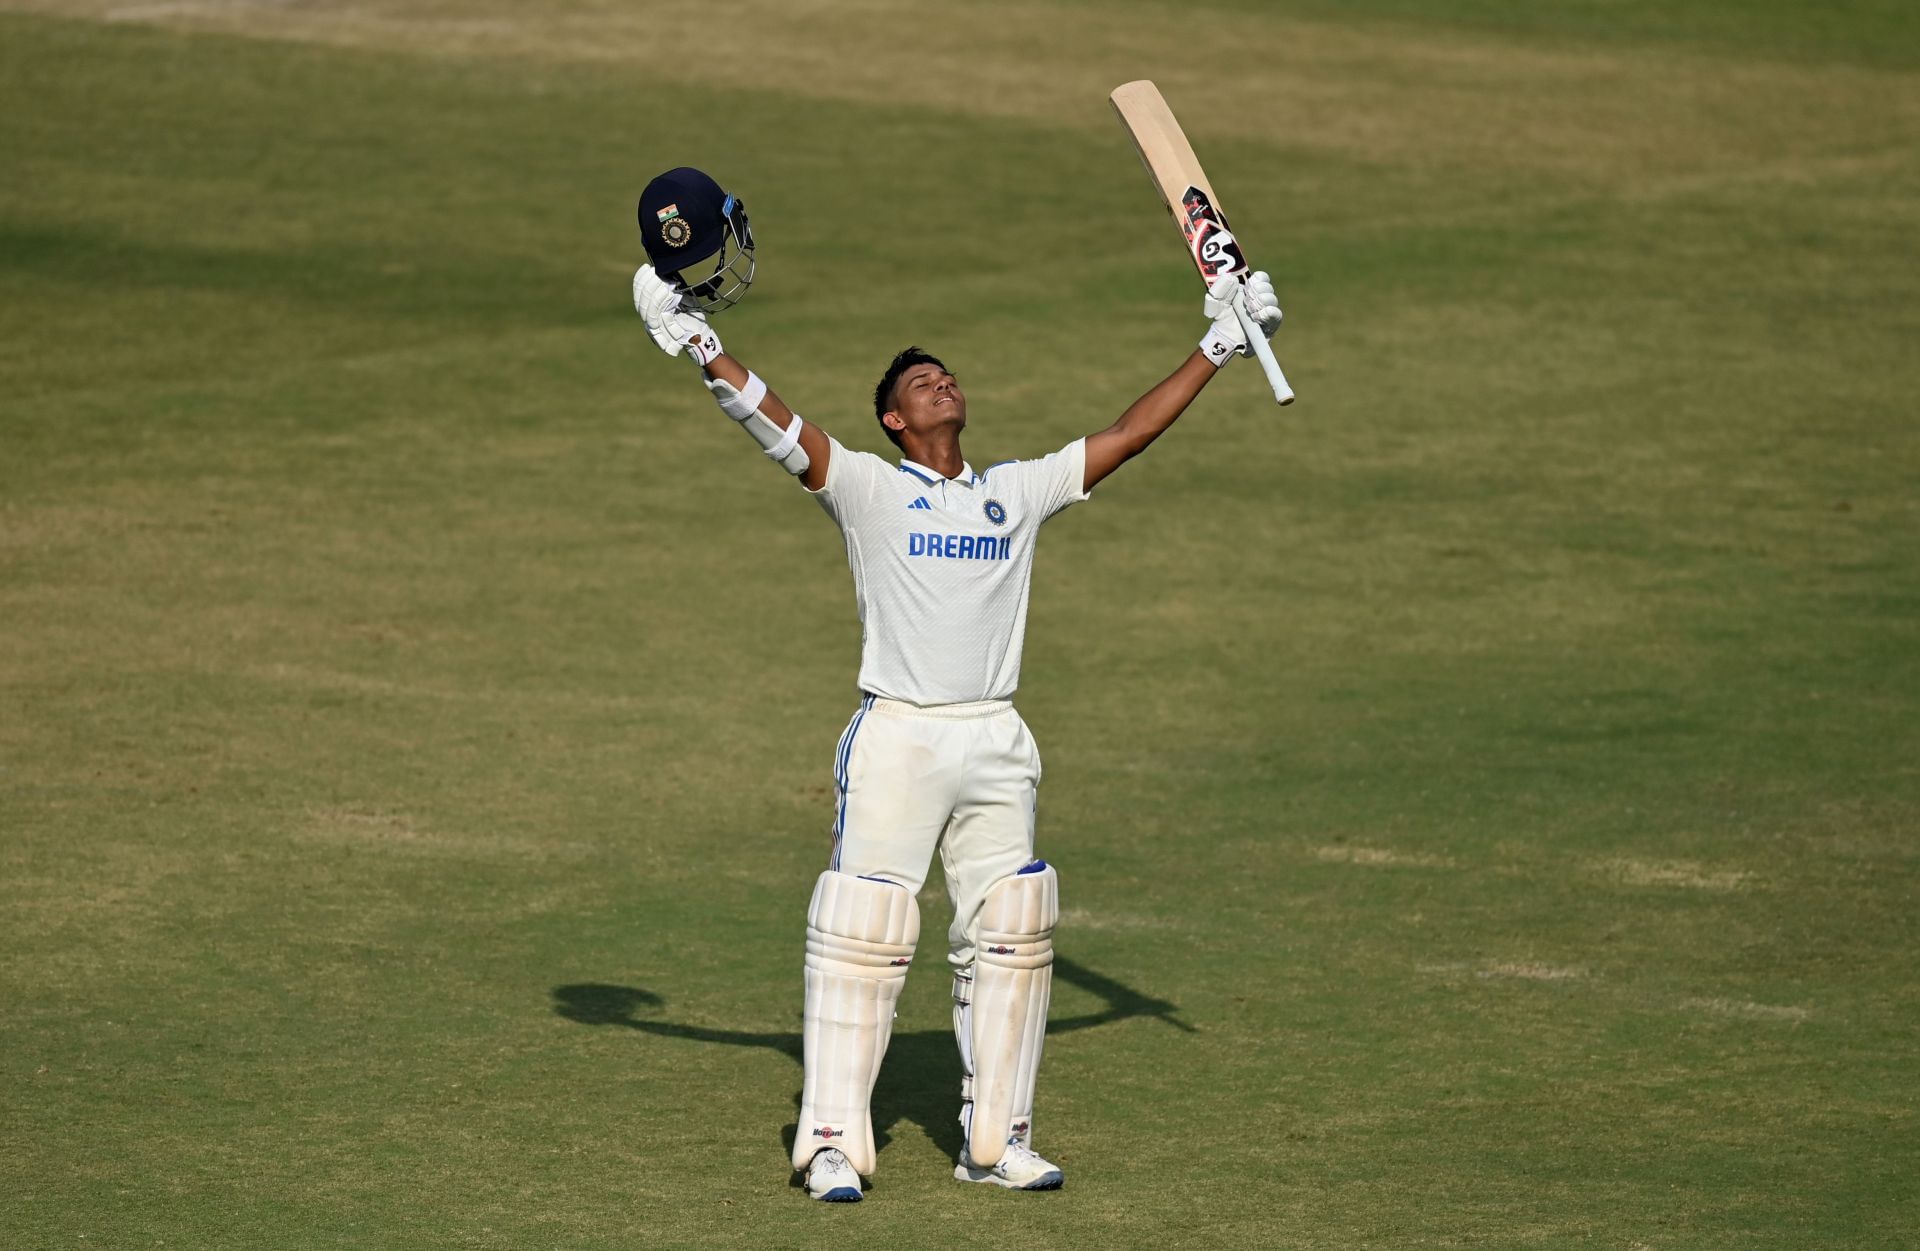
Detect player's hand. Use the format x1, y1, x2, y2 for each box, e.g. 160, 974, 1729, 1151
1198, 272, 1282, 364
1241, 271, 1282, 340
633, 264, 723, 367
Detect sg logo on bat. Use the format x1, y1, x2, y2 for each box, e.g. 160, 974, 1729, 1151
1179, 186, 1249, 282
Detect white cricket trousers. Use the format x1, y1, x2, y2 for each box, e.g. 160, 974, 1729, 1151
829, 696, 1042, 971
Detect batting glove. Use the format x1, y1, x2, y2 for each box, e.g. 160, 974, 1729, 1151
1197, 271, 1282, 365
633, 264, 723, 367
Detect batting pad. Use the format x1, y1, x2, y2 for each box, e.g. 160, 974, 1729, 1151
966, 861, 1058, 1167
793, 871, 920, 1175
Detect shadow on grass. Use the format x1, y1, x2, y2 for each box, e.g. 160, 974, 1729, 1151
551, 956, 1192, 1168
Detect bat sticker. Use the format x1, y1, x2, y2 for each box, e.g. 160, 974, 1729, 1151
1179, 186, 1249, 281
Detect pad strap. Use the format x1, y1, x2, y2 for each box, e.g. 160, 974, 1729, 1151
1199, 325, 1239, 366
767, 414, 804, 464
716, 371, 769, 420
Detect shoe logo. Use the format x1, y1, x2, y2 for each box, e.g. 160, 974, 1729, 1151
813, 1126, 842, 1140
908, 497, 933, 510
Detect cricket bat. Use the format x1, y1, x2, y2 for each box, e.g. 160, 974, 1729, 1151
1109, 79, 1294, 405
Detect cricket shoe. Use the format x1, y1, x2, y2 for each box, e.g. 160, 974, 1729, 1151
804, 1147, 863, 1202
953, 1141, 1064, 1191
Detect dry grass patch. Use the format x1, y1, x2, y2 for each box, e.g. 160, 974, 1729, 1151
1315, 843, 1453, 868
1477, 961, 1585, 981
1417, 960, 1587, 981
1679, 996, 1811, 1023
1596, 857, 1756, 892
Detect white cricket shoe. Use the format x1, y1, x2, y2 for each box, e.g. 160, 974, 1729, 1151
804, 1147, 863, 1202
953, 1141, 1064, 1190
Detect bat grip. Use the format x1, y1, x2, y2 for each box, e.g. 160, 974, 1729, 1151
1233, 303, 1294, 405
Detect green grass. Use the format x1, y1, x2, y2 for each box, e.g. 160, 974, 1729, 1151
3, 2, 1916, 1247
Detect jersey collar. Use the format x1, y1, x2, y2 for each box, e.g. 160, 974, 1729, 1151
898, 458, 977, 487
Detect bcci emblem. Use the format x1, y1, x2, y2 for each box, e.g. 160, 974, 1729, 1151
660, 216, 693, 249
983, 499, 1008, 527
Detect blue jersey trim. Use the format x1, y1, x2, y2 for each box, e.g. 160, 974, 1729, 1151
897, 464, 940, 487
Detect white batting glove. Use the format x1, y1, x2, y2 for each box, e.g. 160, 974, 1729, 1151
633, 264, 723, 367
1197, 271, 1282, 366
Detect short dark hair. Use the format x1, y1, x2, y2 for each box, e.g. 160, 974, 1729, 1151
872, 346, 948, 449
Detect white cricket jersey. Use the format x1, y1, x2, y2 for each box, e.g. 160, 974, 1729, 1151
809, 436, 1091, 705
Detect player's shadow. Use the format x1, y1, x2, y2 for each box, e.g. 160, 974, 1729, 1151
551, 956, 1192, 1165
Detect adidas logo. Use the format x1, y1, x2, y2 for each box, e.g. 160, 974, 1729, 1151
907, 497, 933, 510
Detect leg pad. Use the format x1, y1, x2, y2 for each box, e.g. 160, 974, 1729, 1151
794, 872, 919, 1175
966, 861, 1058, 1167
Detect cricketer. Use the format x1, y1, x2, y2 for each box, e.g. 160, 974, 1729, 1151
631, 167, 1280, 1202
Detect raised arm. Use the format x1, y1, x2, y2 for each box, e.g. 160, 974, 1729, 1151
1083, 351, 1218, 490
636, 265, 832, 491
1081, 272, 1283, 492
701, 352, 833, 492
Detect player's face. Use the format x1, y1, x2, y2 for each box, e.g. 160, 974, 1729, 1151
889, 363, 967, 437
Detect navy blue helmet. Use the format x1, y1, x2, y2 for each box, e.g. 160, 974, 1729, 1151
638, 167, 756, 313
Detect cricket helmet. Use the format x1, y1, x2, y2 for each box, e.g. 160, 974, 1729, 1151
637, 166, 756, 314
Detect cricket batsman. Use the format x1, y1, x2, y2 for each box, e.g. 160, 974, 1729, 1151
631, 168, 1280, 1202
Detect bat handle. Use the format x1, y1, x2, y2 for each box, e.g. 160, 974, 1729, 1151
1234, 303, 1294, 406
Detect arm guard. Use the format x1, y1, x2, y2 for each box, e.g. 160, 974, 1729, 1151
703, 371, 812, 476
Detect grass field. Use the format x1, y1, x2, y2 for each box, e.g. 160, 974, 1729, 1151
3, 2, 1917, 1247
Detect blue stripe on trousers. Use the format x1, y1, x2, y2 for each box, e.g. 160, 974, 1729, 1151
830, 694, 874, 871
